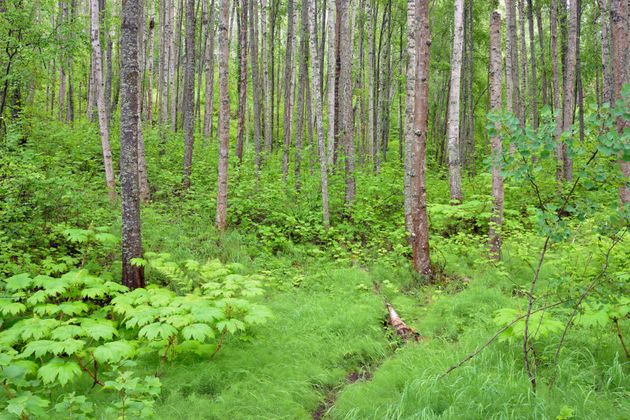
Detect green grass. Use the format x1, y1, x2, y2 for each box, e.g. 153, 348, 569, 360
2, 117, 628, 419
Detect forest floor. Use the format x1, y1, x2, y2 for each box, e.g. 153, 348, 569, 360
3, 119, 629, 419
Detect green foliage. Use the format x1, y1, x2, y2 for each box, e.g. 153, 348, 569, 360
0, 256, 270, 418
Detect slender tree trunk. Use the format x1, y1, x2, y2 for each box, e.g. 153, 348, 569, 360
599, 0, 613, 105
204, 0, 217, 138
236, 0, 248, 162
535, 0, 548, 107
120, 0, 145, 289
216, 0, 231, 230
410, 0, 432, 278
182, 0, 196, 189
294, 0, 309, 189
137, 0, 150, 203
506, 0, 519, 118
90, 0, 116, 202
611, 0, 630, 204
560, 0, 578, 181
527, 0, 538, 128
262, 0, 272, 152
282, 0, 296, 179
196, 0, 206, 131
488, 10, 503, 259
168, 0, 177, 130
308, 0, 330, 226
551, 0, 564, 182
518, 0, 528, 125
338, 0, 354, 206
447, 0, 464, 204
146, 0, 155, 123
403, 0, 417, 234
366, 0, 374, 165
249, 0, 262, 172
326, 0, 336, 169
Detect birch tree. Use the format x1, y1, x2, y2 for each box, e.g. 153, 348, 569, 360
488, 10, 503, 259
308, 0, 330, 226
182, 0, 196, 189
446, 0, 464, 204
216, 0, 230, 230
90, 0, 116, 202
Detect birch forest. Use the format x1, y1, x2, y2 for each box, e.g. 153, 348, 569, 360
0, 0, 629, 418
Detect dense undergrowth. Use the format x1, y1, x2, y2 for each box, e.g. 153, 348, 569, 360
1, 112, 628, 419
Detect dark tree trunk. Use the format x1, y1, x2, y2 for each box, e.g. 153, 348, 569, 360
120, 0, 145, 289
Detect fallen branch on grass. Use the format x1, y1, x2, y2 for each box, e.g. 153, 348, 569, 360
386, 303, 421, 342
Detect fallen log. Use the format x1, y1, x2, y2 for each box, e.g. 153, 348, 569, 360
386, 303, 421, 342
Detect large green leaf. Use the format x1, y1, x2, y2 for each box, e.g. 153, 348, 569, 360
38, 358, 81, 386
80, 319, 118, 341
4, 273, 32, 291
92, 340, 135, 364
181, 323, 215, 341
138, 323, 177, 341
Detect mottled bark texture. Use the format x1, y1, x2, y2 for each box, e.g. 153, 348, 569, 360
120, 0, 145, 289
559, 0, 578, 181
410, 0, 432, 278
90, 0, 116, 202
338, 0, 355, 206
182, 0, 196, 189
488, 10, 503, 259
308, 0, 330, 226
216, 0, 230, 230
446, 0, 464, 204
403, 0, 417, 234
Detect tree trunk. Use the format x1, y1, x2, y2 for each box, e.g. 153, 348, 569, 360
90, 0, 116, 202
551, 0, 563, 182
146, 0, 155, 123
168, 0, 177, 130
611, 0, 630, 205
560, 0, 578, 181
518, 0, 528, 126
262, 0, 272, 152
339, 0, 354, 206
120, 0, 145, 289
505, 0, 519, 118
236, 0, 248, 162
294, 0, 309, 189
410, 0, 432, 278
308, 0, 330, 227
488, 10, 503, 259
598, 0, 613, 105
249, 0, 262, 172
182, 0, 196, 189
326, 0, 336, 169
204, 0, 217, 138
527, 0, 538, 128
447, 0, 464, 204
366, 0, 374, 165
282, 0, 296, 179
137, 0, 150, 203
403, 0, 417, 234
216, 0, 231, 230
535, 0, 548, 107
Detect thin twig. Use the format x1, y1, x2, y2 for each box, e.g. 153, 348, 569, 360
440, 299, 571, 378
523, 237, 550, 393
550, 229, 626, 384
614, 318, 630, 359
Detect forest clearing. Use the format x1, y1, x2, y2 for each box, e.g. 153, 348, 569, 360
0, 0, 629, 418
